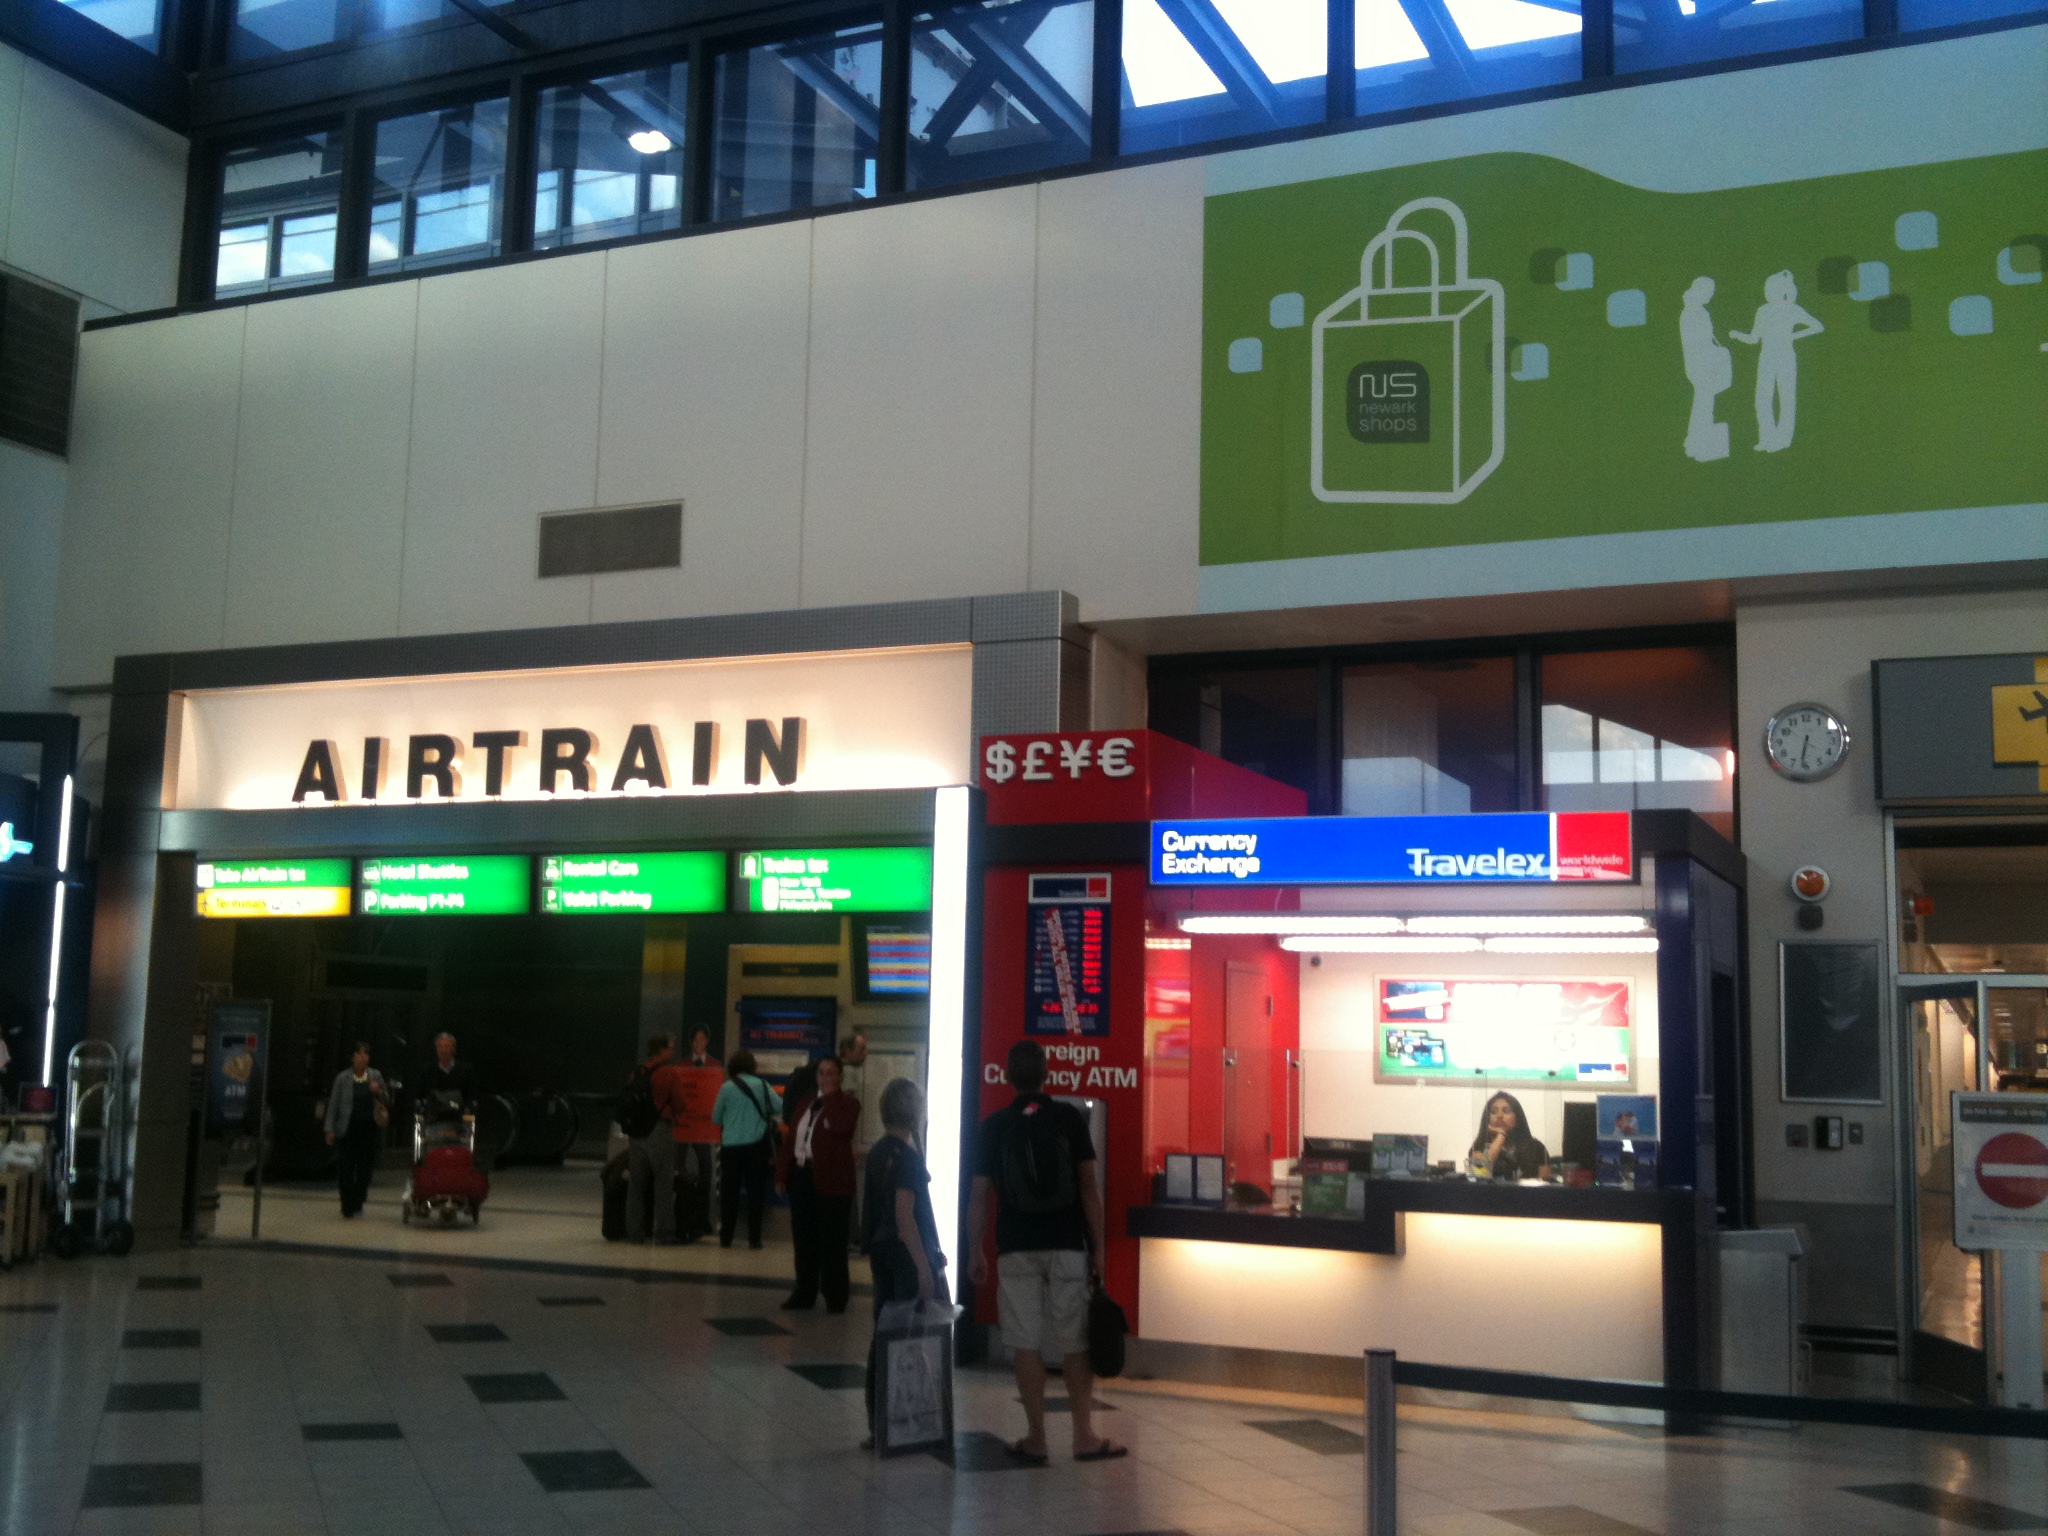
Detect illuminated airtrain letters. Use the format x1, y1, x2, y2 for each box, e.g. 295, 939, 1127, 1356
290, 718, 804, 804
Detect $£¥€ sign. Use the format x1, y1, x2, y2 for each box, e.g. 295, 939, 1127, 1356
983, 735, 1138, 784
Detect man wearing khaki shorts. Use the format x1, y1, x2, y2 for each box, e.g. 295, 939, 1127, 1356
967, 1039, 1124, 1465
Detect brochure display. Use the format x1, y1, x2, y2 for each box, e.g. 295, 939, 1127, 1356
1377, 977, 1632, 1086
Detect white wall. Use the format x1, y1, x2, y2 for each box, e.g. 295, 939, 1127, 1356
53, 158, 1207, 687
1737, 585, 2048, 1211
0, 40, 186, 714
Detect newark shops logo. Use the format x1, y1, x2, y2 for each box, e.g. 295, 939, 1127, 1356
1310, 198, 1505, 505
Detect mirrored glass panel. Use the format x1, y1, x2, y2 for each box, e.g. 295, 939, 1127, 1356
1121, 0, 1327, 153
533, 66, 687, 250
215, 131, 343, 298
1540, 645, 1735, 839
1341, 658, 1516, 816
909, 0, 1095, 190
1353, 0, 1579, 119
55, 0, 161, 50
1614, 0, 1860, 74
712, 20, 885, 222
369, 100, 510, 274
1151, 666, 1322, 803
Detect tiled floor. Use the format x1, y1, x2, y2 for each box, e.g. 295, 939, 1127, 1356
4, 1244, 2048, 1535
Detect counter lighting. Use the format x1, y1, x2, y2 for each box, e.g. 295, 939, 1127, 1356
1179, 915, 1404, 934
1281, 933, 1659, 955
1485, 936, 1661, 953
1405, 915, 1651, 935
1189, 913, 1650, 937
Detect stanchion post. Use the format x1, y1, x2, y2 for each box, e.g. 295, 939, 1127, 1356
1364, 1349, 1397, 1536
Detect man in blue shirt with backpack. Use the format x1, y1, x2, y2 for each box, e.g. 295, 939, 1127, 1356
967, 1039, 1125, 1465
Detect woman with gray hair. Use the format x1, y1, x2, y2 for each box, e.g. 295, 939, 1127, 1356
324, 1041, 389, 1218
862, 1076, 947, 1443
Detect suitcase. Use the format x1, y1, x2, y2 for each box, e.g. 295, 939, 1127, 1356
601, 1153, 629, 1241
413, 1145, 489, 1206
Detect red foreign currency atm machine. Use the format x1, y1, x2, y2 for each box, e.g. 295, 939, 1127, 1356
968, 730, 1303, 1352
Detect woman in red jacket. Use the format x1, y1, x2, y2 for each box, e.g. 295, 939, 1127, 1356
777, 1054, 862, 1312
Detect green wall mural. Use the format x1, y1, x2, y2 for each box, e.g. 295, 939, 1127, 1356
1200, 149, 2048, 568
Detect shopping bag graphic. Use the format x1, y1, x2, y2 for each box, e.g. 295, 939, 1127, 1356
1311, 197, 1505, 504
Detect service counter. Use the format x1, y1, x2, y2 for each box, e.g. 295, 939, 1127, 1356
1129, 1185, 1698, 1387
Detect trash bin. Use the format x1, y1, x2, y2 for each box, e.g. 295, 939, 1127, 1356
1718, 1226, 1807, 1395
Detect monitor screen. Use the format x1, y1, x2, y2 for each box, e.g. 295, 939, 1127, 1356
863, 926, 931, 996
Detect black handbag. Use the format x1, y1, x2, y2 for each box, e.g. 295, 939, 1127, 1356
1087, 1282, 1128, 1379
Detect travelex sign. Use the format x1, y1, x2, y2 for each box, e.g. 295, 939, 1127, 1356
1151, 812, 1633, 885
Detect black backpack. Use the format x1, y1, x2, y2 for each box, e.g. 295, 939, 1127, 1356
998, 1101, 1078, 1217
618, 1064, 661, 1139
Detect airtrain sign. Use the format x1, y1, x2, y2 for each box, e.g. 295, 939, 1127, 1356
166, 646, 975, 811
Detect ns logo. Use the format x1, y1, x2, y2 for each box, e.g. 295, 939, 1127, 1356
1347, 360, 1430, 444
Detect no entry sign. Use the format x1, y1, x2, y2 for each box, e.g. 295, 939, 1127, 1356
1952, 1092, 2048, 1251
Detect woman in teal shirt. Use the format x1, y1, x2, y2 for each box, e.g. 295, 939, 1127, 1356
712, 1050, 780, 1248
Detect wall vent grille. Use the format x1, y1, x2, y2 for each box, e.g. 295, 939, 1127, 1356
0, 274, 81, 458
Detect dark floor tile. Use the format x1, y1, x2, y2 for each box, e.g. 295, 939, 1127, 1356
123, 1328, 201, 1349
81, 1461, 203, 1508
303, 1422, 406, 1442
136, 1276, 201, 1291
789, 1362, 868, 1391
1492, 1509, 1661, 1536
705, 1316, 790, 1337
1247, 1418, 1363, 1455
427, 1323, 509, 1343
1843, 1485, 2048, 1531
520, 1449, 651, 1493
537, 1296, 605, 1307
388, 1272, 454, 1288
105, 1381, 201, 1413
937, 1430, 1051, 1471
0, 1302, 58, 1313
466, 1372, 566, 1404
1020, 1395, 1117, 1413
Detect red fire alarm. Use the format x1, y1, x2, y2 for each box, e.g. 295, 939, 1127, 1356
1790, 866, 1830, 902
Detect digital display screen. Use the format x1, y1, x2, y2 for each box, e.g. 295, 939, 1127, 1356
196, 859, 353, 918
539, 851, 725, 915
1025, 873, 1111, 1037
1376, 977, 1632, 1085
739, 847, 932, 912
864, 926, 931, 995
360, 856, 530, 915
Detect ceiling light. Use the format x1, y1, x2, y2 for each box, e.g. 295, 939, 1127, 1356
627, 128, 673, 155
1280, 936, 1483, 954
1406, 915, 1651, 935
1144, 936, 1192, 951
1482, 936, 1660, 954
1180, 914, 1404, 935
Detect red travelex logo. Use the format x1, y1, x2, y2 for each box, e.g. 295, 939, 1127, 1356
1553, 811, 1634, 881
1975, 1131, 2048, 1210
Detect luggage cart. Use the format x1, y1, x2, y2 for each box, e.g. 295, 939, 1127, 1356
402, 1094, 488, 1225
50, 1041, 134, 1258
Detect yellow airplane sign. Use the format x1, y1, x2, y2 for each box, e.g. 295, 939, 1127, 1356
1990, 657, 2048, 793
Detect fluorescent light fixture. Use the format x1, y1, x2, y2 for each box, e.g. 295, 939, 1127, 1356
923, 786, 970, 1282
1180, 914, 1404, 935
40, 776, 74, 1088
1406, 914, 1650, 935
1482, 936, 1660, 954
1280, 935, 1484, 954
626, 128, 673, 155
1145, 936, 1192, 951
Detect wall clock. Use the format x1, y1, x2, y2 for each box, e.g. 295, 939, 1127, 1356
1764, 703, 1850, 782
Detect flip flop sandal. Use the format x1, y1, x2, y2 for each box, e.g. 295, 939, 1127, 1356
1074, 1441, 1128, 1462
1006, 1441, 1051, 1466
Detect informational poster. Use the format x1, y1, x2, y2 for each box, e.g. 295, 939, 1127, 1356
670, 1065, 724, 1145
204, 1001, 270, 1139
1025, 873, 1111, 1037
1377, 977, 1631, 1085
1952, 1092, 2048, 1252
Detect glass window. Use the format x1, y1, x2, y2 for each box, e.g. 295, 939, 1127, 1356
1354, 0, 1579, 120
55, 0, 161, 49
1540, 646, 1734, 839
1340, 658, 1516, 815
230, 0, 347, 58
1899, 0, 2045, 25
1151, 666, 1322, 802
215, 132, 343, 298
910, 0, 1095, 190
1614, 0, 1860, 75
712, 20, 885, 222
369, 100, 510, 275
533, 66, 688, 250
1121, 0, 1327, 153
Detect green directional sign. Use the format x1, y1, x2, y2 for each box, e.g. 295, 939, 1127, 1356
196, 858, 354, 918
360, 855, 530, 915
740, 847, 932, 913
540, 851, 726, 915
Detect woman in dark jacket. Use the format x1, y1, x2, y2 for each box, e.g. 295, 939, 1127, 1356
324, 1042, 390, 1217
1471, 1091, 1551, 1181
777, 1055, 862, 1312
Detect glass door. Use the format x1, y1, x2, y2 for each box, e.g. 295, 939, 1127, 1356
1903, 980, 1984, 1384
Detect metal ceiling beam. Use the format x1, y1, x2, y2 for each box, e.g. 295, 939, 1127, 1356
1151, 0, 1281, 125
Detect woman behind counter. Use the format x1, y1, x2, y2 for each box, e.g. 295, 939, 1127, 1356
1470, 1091, 1550, 1181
